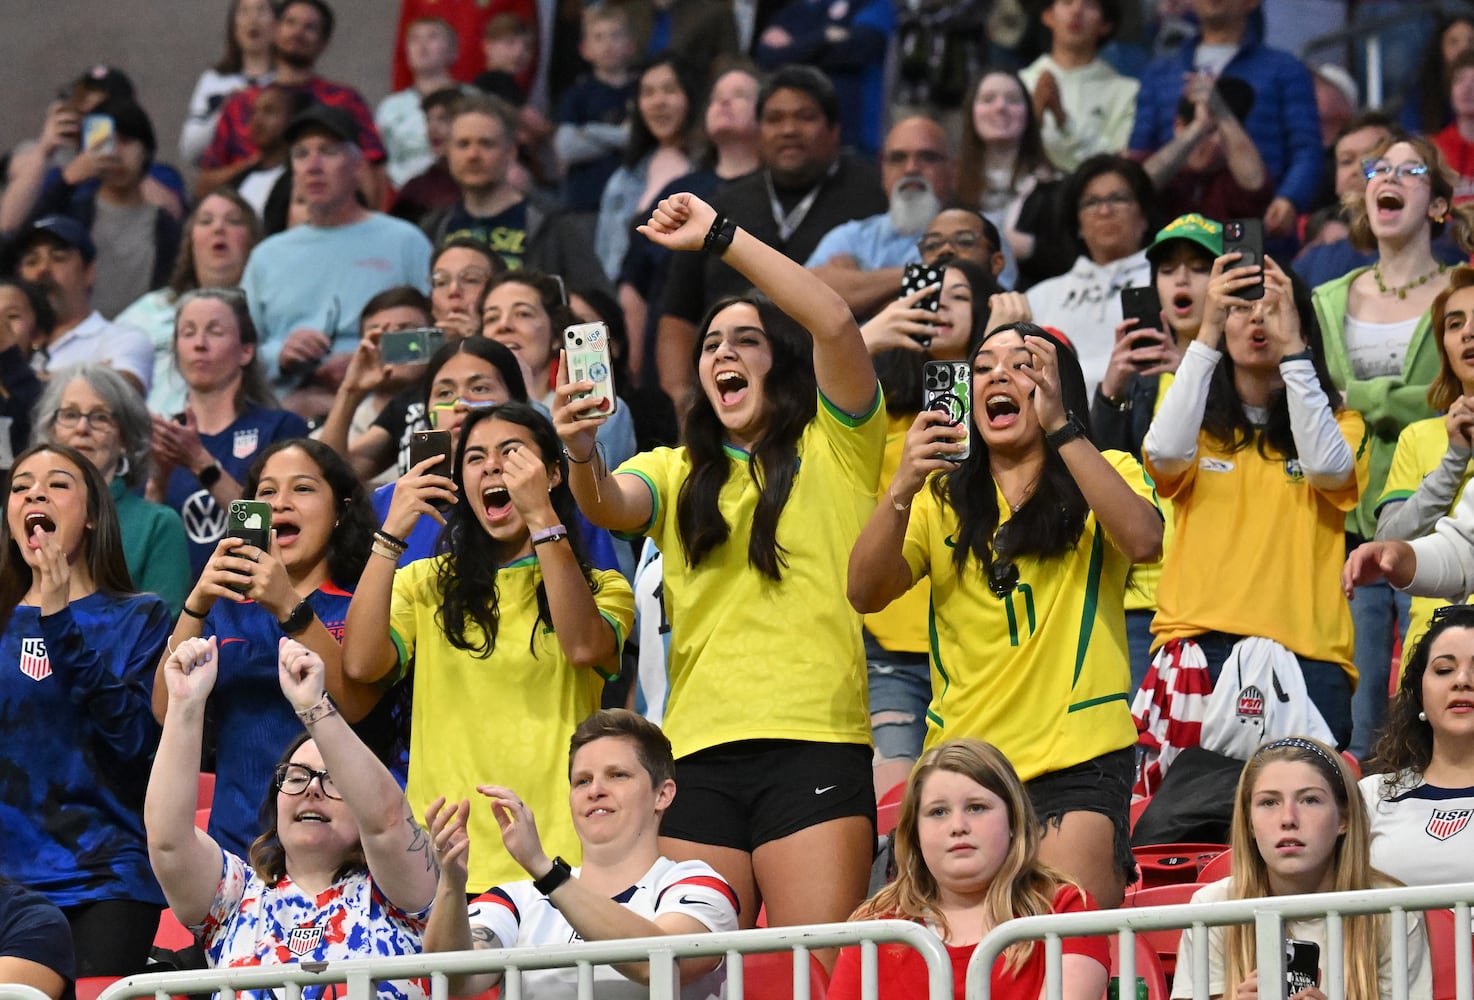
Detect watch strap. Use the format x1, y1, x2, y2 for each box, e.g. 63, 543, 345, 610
197, 463, 223, 488
279, 598, 315, 637
533, 856, 573, 895
1045, 413, 1087, 450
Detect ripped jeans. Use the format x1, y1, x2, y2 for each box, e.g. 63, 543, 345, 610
864, 632, 931, 764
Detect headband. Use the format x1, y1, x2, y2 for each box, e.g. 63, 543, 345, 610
1253, 737, 1345, 790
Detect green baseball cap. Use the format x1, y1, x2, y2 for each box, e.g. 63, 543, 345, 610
1146, 213, 1223, 264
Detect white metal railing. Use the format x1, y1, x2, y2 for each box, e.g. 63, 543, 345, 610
0, 988, 54, 1000
92, 921, 953, 1000
968, 881, 1474, 1000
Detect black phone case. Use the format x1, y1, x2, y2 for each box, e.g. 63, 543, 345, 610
1224, 218, 1265, 301
1120, 286, 1161, 331
1285, 939, 1320, 998
410, 431, 453, 480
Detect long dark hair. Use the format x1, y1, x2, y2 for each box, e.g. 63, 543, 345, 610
877, 259, 1000, 417
956, 70, 1053, 210
248, 732, 366, 884
932, 323, 1093, 577
624, 53, 703, 168
435, 403, 599, 656
419, 336, 529, 410
1410, 12, 1474, 136
1369, 604, 1474, 784
676, 294, 817, 579
1201, 268, 1343, 459
242, 439, 375, 588
0, 443, 136, 633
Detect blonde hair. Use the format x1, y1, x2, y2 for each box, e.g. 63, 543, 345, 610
1224, 737, 1393, 1000
852, 739, 1073, 973
1344, 135, 1474, 255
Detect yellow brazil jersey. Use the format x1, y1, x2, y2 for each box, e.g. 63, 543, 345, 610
1148, 410, 1369, 682
901, 450, 1152, 782
865, 411, 932, 654
1378, 417, 1474, 667
387, 555, 634, 891
616, 390, 886, 760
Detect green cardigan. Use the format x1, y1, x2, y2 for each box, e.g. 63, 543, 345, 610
111, 476, 190, 618
1311, 267, 1438, 540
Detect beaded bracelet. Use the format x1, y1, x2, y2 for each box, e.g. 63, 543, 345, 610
374, 528, 408, 552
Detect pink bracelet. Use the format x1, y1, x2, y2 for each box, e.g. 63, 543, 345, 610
530, 524, 568, 546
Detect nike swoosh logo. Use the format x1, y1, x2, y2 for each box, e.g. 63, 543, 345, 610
815, 785, 837, 795
221, 638, 247, 646
678, 895, 709, 906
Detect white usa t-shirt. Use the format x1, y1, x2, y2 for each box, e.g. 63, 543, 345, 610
1360, 771, 1474, 887
468, 857, 738, 999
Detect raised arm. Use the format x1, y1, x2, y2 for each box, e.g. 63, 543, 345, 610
552, 359, 658, 535
481, 785, 730, 986
341, 458, 457, 684
847, 410, 958, 612
277, 638, 438, 913
1377, 408, 1472, 541
638, 193, 877, 415
146, 636, 230, 926
1017, 336, 1162, 563
422, 797, 504, 997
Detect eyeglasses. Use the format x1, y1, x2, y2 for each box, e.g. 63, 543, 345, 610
431, 267, 493, 290
1079, 192, 1136, 213
917, 231, 985, 256
274, 762, 342, 799
1362, 159, 1430, 183
53, 407, 115, 430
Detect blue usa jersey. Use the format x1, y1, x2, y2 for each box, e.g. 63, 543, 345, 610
162, 406, 308, 578
0, 591, 169, 907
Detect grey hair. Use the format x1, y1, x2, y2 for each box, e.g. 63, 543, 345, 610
31, 363, 153, 488
172, 286, 280, 412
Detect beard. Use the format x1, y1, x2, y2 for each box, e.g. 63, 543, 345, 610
889, 179, 942, 235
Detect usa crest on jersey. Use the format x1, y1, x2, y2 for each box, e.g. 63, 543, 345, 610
287, 924, 323, 956
18, 637, 50, 681
234, 427, 260, 459
1426, 808, 1471, 842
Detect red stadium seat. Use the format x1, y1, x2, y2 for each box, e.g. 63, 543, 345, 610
74, 977, 120, 1000
1425, 908, 1459, 1000
735, 951, 829, 1000
154, 907, 195, 952
1124, 882, 1209, 978
1132, 844, 1228, 888
197, 771, 216, 811
1108, 932, 1171, 1000
1197, 849, 1232, 884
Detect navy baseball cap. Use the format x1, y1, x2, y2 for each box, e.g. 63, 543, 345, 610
285, 104, 360, 147
20, 216, 97, 263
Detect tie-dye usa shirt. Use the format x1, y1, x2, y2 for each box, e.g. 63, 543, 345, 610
200, 848, 431, 1000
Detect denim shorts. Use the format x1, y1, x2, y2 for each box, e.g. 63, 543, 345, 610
865, 633, 931, 764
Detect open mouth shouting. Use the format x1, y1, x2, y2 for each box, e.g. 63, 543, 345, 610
1373, 188, 1405, 222
714, 370, 749, 407
482, 484, 514, 523
984, 394, 1021, 429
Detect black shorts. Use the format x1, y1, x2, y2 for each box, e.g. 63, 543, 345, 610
1025, 746, 1137, 883
661, 739, 876, 852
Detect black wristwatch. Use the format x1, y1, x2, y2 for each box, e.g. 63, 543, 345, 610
1045, 412, 1088, 450
279, 598, 316, 637
703, 214, 737, 256
197, 462, 223, 488
533, 856, 573, 895
1281, 347, 1314, 364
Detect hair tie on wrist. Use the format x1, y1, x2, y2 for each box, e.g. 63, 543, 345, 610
181, 604, 208, 620
374, 528, 408, 552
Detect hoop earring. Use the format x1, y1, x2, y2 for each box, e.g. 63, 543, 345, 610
116, 453, 131, 479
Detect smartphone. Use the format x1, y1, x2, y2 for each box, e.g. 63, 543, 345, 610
378, 327, 444, 366
1120, 286, 1164, 371
563, 321, 617, 417
81, 113, 115, 154
902, 263, 944, 314
1284, 939, 1320, 998
1223, 218, 1265, 301
226, 500, 271, 592
923, 360, 971, 462
410, 429, 454, 480
1120, 286, 1161, 332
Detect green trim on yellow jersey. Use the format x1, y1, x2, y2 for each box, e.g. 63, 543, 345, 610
1071, 531, 1106, 687
819, 384, 884, 427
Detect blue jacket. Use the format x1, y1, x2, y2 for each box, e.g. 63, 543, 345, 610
1128, 19, 1323, 211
